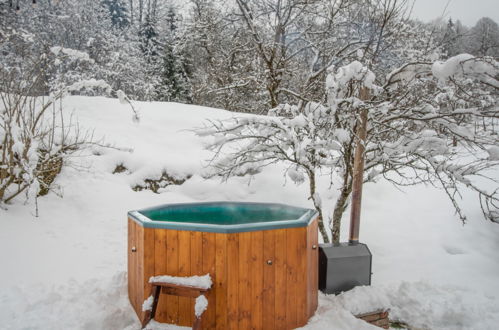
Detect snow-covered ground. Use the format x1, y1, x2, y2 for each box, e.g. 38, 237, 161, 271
0, 96, 498, 330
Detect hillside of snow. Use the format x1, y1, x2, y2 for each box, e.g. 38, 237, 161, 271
0, 96, 498, 330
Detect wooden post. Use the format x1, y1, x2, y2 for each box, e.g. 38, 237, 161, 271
349, 87, 369, 244
192, 316, 202, 330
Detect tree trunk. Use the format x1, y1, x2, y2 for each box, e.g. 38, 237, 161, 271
129, 0, 134, 27
330, 131, 355, 244
267, 82, 279, 108
138, 0, 143, 26
151, 0, 158, 21
308, 169, 329, 243
264, 60, 282, 108
331, 175, 352, 244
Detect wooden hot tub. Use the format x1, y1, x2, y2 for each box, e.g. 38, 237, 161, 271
128, 201, 319, 329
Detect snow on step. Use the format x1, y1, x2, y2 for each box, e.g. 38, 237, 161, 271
149, 274, 212, 290
194, 295, 209, 317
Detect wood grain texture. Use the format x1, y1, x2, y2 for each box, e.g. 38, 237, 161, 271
238, 231, 251, 329
226, 233, 239, 330
127, 219, 137, 315
166, 230, 179, 323
202, 232, 216, 329
215, 234, 228, 330
143, 228, 155, 321
161, 286, 205, 298
154, 229, 168, 322
136, 224, 145, 322
274, 228, 287, 330
190, 231, 203, 276
262, 230, 275, 330
177, 230, 192, 326
307, 219, 319, 318
250, 230, 264, 330
297, 225, 308, 325
190, 231, 204, 326
285, 227, 299, 329
128, 217, 319, 330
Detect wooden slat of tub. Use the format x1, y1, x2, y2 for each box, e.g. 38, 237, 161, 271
226, 233, 239, 330
127, 219, 137, 315
263, 229, 276, 330
215, 233, 228, 330
190, 231, 203, 325
202, 232, 216, 329
307, 219, 319, 318
154, 229, 168, 322
274, 228, 287, 330
250, 230, 264, 330
131, 220, 138, 314
177, 230, 192, 326
143, 228, 155, 322
297, 226, 308, 326
128, 220, 142, 318
312, 222, 319, 315
238, 232, 252, 329
136, 224, 144, 320
190, 231, 203, 275
286, 227, 300, 329
166, 229, 179, 323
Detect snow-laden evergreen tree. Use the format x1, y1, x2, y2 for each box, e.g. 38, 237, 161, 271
156, 6, 192, 103
139, 12, 160, 62
158, 43, 192, 102
442, 19, 459, 57
136, 11, 164, 100
166, 5, 178, 33
102, 0, 130, 29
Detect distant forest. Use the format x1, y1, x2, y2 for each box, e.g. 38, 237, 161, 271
1, 0, 498, 113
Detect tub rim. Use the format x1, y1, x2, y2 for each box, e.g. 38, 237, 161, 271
128, 201, 318, 233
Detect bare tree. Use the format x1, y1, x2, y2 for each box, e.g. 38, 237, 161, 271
201, 55, 499, 243
231, 0, 415, 109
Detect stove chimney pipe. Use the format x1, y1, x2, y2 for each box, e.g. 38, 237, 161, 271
349, 87, 369, 244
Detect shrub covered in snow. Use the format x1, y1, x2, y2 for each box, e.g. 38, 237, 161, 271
0, 65, 88, 205
0, 31, 136, 207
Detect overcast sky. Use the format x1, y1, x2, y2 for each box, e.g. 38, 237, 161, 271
409, 0, 499, 27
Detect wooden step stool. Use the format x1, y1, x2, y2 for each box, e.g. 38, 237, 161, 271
142, 281, 210, 329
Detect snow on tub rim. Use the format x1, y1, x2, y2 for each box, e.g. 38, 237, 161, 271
127, 201, 320, 329
127, 201, 318, 233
